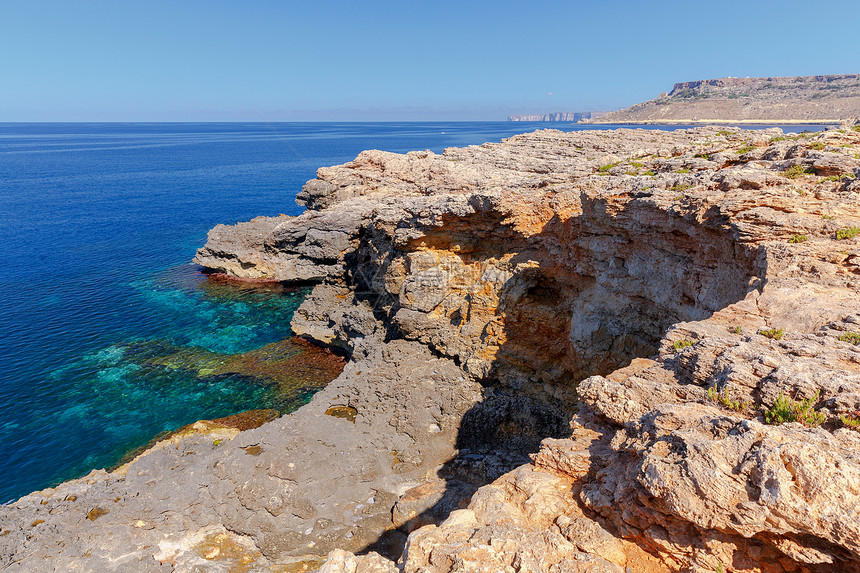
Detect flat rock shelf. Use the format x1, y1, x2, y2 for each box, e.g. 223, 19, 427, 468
4, 124, 860, 573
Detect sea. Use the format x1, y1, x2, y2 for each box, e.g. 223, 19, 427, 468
0, 121, 830, 503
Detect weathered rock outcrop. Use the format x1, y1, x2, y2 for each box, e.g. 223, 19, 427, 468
4, 125, 860, 572
589, 74, 860, 124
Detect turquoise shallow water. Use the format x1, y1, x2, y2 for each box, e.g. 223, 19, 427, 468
0, 121, 828, 503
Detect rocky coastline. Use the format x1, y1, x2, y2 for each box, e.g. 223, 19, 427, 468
3, 124, 860, 572
588, 75, 860, 124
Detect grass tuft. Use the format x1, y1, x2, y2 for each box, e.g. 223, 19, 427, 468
598, 161, 621, 173
707, 386, 748, 412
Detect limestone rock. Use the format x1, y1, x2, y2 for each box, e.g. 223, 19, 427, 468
6, 126, 860, 572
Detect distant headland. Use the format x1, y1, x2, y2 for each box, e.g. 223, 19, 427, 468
512, 74, 860, 124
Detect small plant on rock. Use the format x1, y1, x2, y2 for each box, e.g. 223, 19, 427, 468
764, 390, 825, 427
707, 386, 749, 412
760, 327, 784, 340
728, 326, 742, 334
598, 161, 621, 173
783, 165, 813, 179
839, 410, 860, 428
788, 234, 808, 243
675, 168, 691, 174
672, 339, 694, 353
839, 331, 860, 345
836, 226, 860, 240
809, 142, 826, 150
736, 144, 756, 154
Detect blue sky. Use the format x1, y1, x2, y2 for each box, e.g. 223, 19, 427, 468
1, 0, 858, 121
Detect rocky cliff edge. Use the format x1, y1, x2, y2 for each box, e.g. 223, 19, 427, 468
3, 124, 860, 572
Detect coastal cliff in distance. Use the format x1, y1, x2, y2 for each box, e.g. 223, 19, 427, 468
508, 111, 606, 122
588, 74, 860, 124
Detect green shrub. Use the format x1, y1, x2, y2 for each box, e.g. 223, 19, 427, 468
839, 411, 860, 428
675, 168, 691, 174
598, 161, 621, 173
717, 130, 733, 136
729, 326, 742, 334
809, 142, 826, 150
707, 386, 748, 412
783, 165, 813, 179
764, 390, 825, 426
736, 144, 756, 154
760, 327, 784, 340
672, 339, 693, 353
642, 170, 656, 176
839, 332, 860, 345
788, 234, 807, 243
836, 226, 860, 240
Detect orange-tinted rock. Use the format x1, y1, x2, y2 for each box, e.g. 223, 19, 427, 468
324, 405, 357, 422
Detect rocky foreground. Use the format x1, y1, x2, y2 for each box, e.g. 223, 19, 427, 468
4, 125, 860, 572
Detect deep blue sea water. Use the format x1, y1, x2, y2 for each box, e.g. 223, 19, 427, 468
0, 121, 830, 503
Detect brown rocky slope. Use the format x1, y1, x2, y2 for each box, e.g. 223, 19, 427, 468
3, 125, 860, 572
589, 75, 860, 124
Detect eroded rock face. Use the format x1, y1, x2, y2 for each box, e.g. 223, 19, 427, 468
4, 126, 860, 572
590, 74, 860, 124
